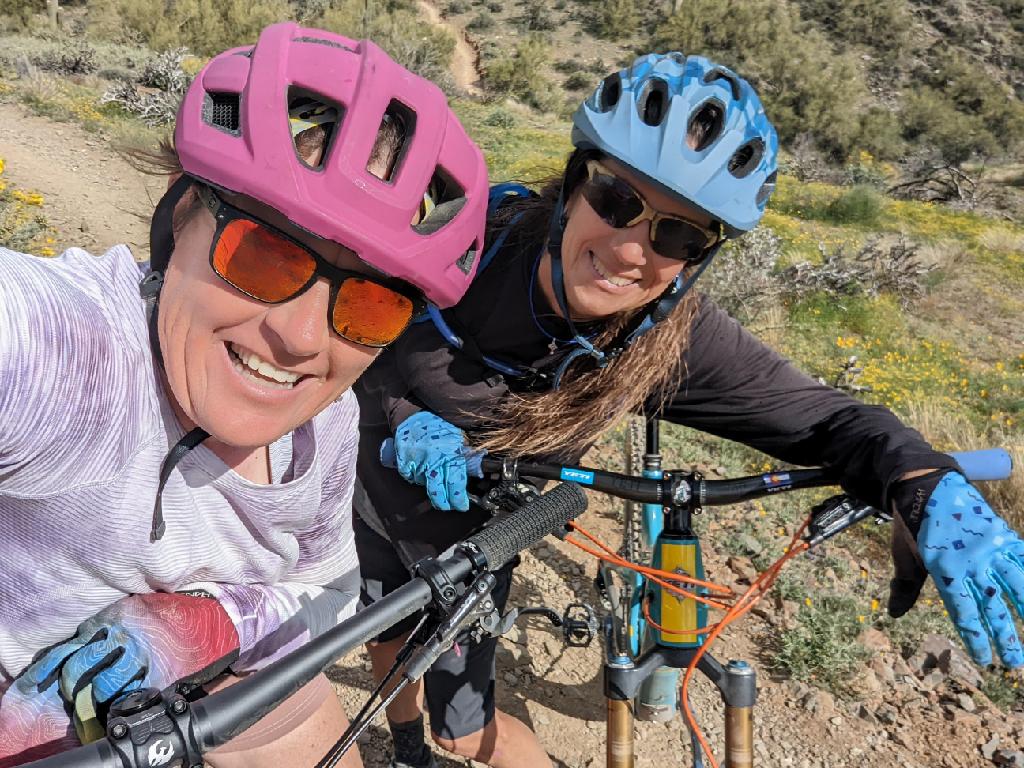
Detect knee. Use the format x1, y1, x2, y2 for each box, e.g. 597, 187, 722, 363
430, 729, 488, 760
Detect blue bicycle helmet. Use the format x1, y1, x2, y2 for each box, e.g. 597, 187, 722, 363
571, 52, 778, 236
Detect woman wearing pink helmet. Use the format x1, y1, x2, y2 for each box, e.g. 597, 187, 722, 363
0, 22, 486, 768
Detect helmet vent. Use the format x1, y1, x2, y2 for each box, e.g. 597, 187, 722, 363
598, 73, 622, 112
728, 139, 764, 178
703, 68, 742, 101
687, 101, 724, 151
638, 78, 670, 126
756, 170, 778, 207
413, 167, 467, 235
294, 36, 354, 52
369, 100, 416, 183
288, 90, 342, 171
455, 245, 478, 275
203, 92, 241, 135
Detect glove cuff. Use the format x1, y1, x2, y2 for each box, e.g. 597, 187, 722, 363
889, 468, 954, 538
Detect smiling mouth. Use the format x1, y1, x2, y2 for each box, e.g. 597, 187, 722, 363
226, 342, 307, 390
589, 251, 639, 288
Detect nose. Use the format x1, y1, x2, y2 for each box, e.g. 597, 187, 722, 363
263, 278, 331, 358
609, 224, 650, 266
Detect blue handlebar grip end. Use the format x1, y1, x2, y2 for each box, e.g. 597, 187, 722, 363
949, 448, 1013, 482
380, 438, 398, 469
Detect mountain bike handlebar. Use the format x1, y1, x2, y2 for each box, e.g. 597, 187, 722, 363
379, 441, 1011, 507
22, 482, 589, 768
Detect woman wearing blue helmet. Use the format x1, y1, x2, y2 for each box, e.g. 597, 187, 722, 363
354, 53, 1024, 768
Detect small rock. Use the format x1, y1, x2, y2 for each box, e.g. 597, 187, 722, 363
869, 655, 897, 685
957, 692, 976, 712
503, 671, 518, 686
801, 690, 836, 719
858, 627, 893, 653
994, 751, 1024, 767
829, 715, 843, 726
856, 703, 877, 725
919, 669, 946, 691
875, 704, 898, 724
727, 555, 758, 584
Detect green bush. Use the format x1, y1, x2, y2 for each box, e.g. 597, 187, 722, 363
563, 71, 590, 91
793, 0, 910, 56
485, 0, 502, 12
0, 0, 43, 31
649, 0, 868, 159
447, 0, 471, 13
482, 33, 556, 112
593, 0, 637, 40
772, 596, 871, 691
319, 0, 456, 93
87, 0, 292, 55
467, 10, 495, 30
520, 0, 554, 31
824, 185, 886, 225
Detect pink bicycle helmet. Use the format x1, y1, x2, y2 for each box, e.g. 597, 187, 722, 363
173, 22, 487, 308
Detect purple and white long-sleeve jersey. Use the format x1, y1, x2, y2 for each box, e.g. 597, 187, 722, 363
0, 245, 361, 684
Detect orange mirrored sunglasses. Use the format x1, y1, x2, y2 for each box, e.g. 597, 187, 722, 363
198, 185, 424, 348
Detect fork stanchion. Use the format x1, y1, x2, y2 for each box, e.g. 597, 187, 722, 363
606, 698, 635, 768
722, 660, 756, 768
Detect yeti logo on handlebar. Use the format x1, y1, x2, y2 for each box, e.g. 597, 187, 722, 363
148, 740, 174, 767
560, 467, 595, 485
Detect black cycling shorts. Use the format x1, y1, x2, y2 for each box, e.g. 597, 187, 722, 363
354, 514, 515, 740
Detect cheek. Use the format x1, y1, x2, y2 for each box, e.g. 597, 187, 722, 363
326, 342, 380, 391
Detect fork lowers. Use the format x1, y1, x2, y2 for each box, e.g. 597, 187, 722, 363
606, 698, 635, 768
723, 659, 756, 768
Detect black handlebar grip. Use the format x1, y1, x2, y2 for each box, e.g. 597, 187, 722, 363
465, 482, 588, 569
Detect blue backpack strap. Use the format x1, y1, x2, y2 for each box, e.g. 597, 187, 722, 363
479, 182, 531, 273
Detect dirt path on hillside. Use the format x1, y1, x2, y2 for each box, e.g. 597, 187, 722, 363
417, 0, 482, 96
0, 100, 162, 257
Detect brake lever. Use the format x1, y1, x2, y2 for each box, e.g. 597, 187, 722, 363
805, 494, 890, 549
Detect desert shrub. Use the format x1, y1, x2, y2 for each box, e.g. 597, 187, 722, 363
593, 0, 637, 40
485, 0, 502, 11
794, 0, 910, 56
483, 107, 516, 128
482, 33, 555, 112
825, 185, 885, 225
447, 0, 470, 13
0, 0, 44, 31
87, 0, 292, 55
520, 0, 554, 31
563, 71, 590, 91
554, 58, 583, 74
703, 225, 783, 323
910, 55, 1024, 163
316, 0, 456, 93
772, 596, 871, 691
650, 0, 869, 159
100, 47, 191, 126
467, 10, 495, 30
33, 36, 97, 75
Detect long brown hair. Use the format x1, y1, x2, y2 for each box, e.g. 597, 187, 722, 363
474, 157, 700, 461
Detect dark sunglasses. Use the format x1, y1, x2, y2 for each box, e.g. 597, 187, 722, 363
581, 160, 723, 264
197, 185, 424, 348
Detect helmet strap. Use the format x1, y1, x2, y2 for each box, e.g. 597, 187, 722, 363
142, 174, 194, 368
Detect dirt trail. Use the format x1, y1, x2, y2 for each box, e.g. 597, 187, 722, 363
417, 0, 482, 96
0, 100, 163, 257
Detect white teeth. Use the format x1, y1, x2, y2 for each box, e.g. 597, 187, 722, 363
229, 343, 300, 388
590, 252, 638, 287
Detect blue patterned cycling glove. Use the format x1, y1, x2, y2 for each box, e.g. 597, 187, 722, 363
917, 472, 1024, 667
394, 412, 481, 512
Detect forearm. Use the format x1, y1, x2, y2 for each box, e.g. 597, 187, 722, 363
191, 568, 360, 671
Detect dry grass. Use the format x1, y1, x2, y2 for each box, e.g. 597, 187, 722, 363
902, 398, 1024, 529
978, 227, 1024, 255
